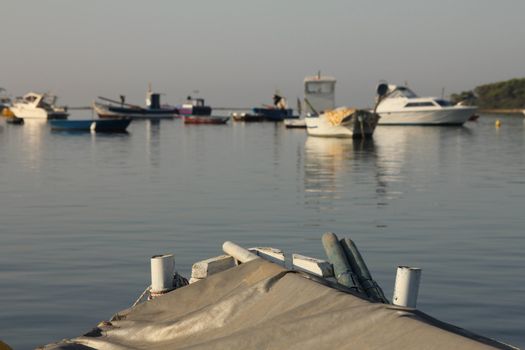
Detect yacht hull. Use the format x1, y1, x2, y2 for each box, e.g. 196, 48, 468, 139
93, 102, 177, 119
306, 110, 378, 138
378, 107, 476, 125
10, 106, 68, 119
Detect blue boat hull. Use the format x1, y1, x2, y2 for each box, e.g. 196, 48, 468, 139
252, 108, 298, 121
50, 119, 131, 132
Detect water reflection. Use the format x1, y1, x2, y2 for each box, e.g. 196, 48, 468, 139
304, 137, 387, 210
145, 119, 161, 168
20, 119, 47, 171
373, 126, 473, 191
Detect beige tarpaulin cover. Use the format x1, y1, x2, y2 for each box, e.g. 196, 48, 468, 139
41, 259, 514, 350
322, 107, 356, 126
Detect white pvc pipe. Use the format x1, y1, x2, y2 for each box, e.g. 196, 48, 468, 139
393, 266, 422, 308
222, 241, 259, 263
150, 254, 175, 293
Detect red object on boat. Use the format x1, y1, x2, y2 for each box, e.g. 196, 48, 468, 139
184, 116, 229, 124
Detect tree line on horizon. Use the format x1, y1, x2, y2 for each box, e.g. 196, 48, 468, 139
450, 78, 525, 109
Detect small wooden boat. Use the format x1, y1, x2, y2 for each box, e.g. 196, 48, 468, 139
49, 118, 131, 132
184, 116, 229, 125
5, 116, 24, 124
93, 89, 179, 119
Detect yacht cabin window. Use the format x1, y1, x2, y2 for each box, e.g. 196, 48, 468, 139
389, 87, 418, 99
305, 82, 334, 94
404, 102, 436, 107
435, 99, 453, 107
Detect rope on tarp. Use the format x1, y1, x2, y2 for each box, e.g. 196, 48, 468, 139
132, 272, 189, 307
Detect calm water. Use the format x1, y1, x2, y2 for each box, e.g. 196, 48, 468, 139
1, 115, 524, 349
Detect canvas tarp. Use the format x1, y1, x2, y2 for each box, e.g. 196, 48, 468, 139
41, 259, 514, 350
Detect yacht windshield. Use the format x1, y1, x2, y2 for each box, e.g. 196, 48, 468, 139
435, 99, 453, 107
389, 87, 418, 98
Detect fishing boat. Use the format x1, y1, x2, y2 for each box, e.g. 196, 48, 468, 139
178, 96, 212, 116
375, 84, 477, 125
184, 115, 229, 125
94, 89, 178, 119
0, 88, 11, 115
306, 108, 379, 138
49, 118, 131, 132
247, 92, 299, 121
10, 92, 69, 119
303, 73, 380, 138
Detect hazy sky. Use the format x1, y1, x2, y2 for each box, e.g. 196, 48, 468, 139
2, 0, 524, 108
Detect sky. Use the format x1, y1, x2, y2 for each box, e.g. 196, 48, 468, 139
1, 0, 524, 109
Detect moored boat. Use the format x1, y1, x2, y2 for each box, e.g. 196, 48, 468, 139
178, 96, 212, 116
94, 88, 178, 119
305, 107, 379, 138
0, 88, 12, 115
303, 73, 379, 138
248, 92, 299, 121
375, 84, 477, 125
10, 92, 69, 119
184, 115, 229, 124
5, 116, 24, 125
49, 118, 131, 132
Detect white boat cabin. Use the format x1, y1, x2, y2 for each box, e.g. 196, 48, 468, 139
15, 92, 59, 110
377, 85, 455, 111
304, 74, 336, 115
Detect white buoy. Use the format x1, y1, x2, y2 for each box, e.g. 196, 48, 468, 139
222, 241, 259, 263
150, 254, 175, 293
393, 266, 422, 308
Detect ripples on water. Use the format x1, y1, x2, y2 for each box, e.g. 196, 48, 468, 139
0, 115, 524, 348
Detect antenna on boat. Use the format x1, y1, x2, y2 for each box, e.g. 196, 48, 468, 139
441, 87, 445, 99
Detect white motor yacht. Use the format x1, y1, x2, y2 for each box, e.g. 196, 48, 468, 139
375, 85, 476, 125
10, 92, 69, 119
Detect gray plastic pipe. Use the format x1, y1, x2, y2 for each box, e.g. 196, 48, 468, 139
150, 254, 175, 293
222, 241, 259, 263
321, 232, 361, 290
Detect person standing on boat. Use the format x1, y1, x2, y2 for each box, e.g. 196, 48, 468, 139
273, 92, 287, 110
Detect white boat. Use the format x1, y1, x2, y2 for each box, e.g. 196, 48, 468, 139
10, 92, 69, 119
375, 84, 477, 125
303, 73, 379, 138
305, 107, 379, 138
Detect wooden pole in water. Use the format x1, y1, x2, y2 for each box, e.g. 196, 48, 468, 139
340, 238, 389, 303
321, 232, 362, 291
